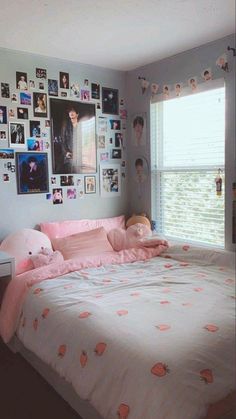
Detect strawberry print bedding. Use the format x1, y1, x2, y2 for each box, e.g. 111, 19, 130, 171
2, 245, 236, 419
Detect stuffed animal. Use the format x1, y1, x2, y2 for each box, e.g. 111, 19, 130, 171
0, 228, 53, 275
126, 213, 151, 229
30, 247, 64, 269
108, 223, 152, 251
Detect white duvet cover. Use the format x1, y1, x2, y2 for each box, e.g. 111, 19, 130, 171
16, 246, 235, 419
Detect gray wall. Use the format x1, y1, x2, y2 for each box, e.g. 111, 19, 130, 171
126, 34, 235, 250
0, 48, 127, 241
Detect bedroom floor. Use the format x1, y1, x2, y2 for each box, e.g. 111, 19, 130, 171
0, 338, 82, 419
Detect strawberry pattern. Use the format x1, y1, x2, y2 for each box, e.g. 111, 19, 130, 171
16, 244, 235, 419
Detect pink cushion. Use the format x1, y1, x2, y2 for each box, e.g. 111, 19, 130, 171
51, 227, 114, 260
40, 215, 125, 240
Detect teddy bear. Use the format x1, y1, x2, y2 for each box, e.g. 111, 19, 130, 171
108, 223, 152, 251
30, 247, 64, 269
126, 213, 151, 229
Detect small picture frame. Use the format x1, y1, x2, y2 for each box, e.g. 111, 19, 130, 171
84, 175, 96, 194
102, 87, 119, 115
16, 152, 49, 194
33, 92, 47, 117
9, 122, 26, 148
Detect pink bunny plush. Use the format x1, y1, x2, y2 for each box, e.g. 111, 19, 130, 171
30, 247, 64, 269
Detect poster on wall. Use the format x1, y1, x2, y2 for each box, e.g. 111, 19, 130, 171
15, 152, 49, 194
33, 92, 48, 117
50, 98, 96, 174
133, 156, 149, 198
131, 113, 146, 147
102, 87, 119, 115
9, 122, 26, 148
100, 163, 121, 197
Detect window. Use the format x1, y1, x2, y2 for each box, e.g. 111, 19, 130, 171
151, 81, 225, 247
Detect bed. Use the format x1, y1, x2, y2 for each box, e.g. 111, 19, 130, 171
0, 217, 235, 419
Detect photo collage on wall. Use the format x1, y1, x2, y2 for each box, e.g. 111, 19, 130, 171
0, 66, 127, 201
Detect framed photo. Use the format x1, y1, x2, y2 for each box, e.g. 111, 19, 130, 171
1, 83, 10, 98
16, 72, 28, 90
0, 105, 7, 124
59, 72, 69, 89
36, 68, 47, 79
84, 175, 96, 194
100, 163, 121, 197
16, 152, 49, 194
102, 87, 119, 115
48, 79, 58, 96
33, 92, 47, 117
50, 98, 96, 174
30, 120, 40, 137
20, 92, 31, 105
111, 148, 122, 159
91, 83, 100, 100
9, 122, 26, 148
17, 107, 28, 120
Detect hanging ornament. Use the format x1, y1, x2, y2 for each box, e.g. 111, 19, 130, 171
138, 77, 150, 94
215, 169, 223, 196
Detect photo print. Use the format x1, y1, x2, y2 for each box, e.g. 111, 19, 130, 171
50, 98, 96, 174
51, 176, 57, 184
81, 89, 90, 101
9, 122, 25, 147
201, 68, 212, 81
39, 81, 45, 90
111, 148, 122, 159
188, 77, 198, 91
98, 135, 106, 148
109, 119, 120, 130
100, 151, 109, 162
131, 113, 146, 146
84, 79, 89, 87
98, 116, 108, 133
133, 156, 149, 198
175, 83, 183, 97
91, 83, 100, 100
9, 109, 15, 118
16, 152, 49, 194
11, 93, 18, 102
59, 72, 69, 89
100, 163, 121, 197
33, 92, 47, 117
0, 106, 7, 124
36, 68, 47, 79
0, 130, 6, 139
0, 149, 14, 159
216, 54, 229, 72
84, 175, 96, 194
151, 83, 159, 96
3, 174, 9, 182
1, 83, 10, 98
53, 188, 63, 204
17, 107, 28, 119
115, 132, 123, 148
16, 72, 28, 90
70, 83, 80, 98
30, 120, 41, 137
27, 138, 43, 151
29, 80, 36, 89
67, 188, 77, 199
102, 87, 119, 115
48, 79, 59, 96
61, 92, 67, 97
20, 92, 31, 105
60, 175, 74, 186
163, 85, 170, 99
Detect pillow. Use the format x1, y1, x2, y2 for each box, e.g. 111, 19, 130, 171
0, 229, 52, 275
30, 248, 64, 269
40, 215, 125, 240
51, 227, 113, 260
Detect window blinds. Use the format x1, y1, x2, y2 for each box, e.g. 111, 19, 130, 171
151, 81, 225, 247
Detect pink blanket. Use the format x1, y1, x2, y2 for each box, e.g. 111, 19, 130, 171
0, 245, 168, 343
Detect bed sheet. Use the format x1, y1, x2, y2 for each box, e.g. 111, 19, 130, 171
16, 250, 235, 419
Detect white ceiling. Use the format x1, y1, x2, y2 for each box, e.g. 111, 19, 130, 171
0, 0, 235, 71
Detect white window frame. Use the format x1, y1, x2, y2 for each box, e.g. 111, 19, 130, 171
150, 78, 226, 248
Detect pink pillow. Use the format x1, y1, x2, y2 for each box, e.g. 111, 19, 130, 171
51, 227, 113, 260
40, 215, 125, 240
